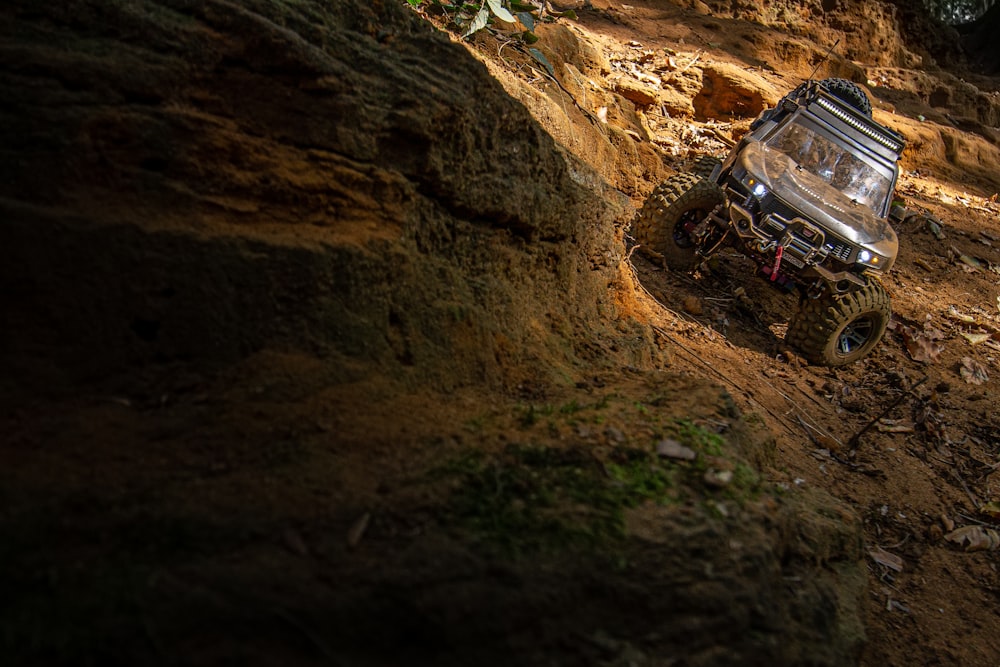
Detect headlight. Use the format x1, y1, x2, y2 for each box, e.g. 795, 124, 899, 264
741, 172, 767, 199
856, 249, 887, 268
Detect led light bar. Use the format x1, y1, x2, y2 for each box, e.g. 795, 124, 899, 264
815, 96, 905, 155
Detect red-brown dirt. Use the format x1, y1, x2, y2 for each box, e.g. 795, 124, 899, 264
3, 0, 1000, 665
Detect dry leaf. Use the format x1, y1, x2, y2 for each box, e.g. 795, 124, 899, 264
979, 501, 1000, 520
947, 306, 975, 323
944, 525, 1000, 551
899, 323, 945, 363
960, 332, 991, 345
959, 357, 989, 385
869, 546, 904, 571
877, 421, 914, 433
959, 254, 983, 271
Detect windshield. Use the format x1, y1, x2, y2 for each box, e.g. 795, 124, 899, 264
766, 119, 892, 215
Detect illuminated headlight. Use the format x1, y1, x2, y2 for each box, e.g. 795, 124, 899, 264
743, 173, 767, 199
857, 249, 886, 268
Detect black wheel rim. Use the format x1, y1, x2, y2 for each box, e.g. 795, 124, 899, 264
672, 209, 704, 249
836, 314, 875, 356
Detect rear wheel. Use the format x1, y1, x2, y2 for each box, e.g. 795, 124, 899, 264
633, 173, 724, 270
786, 281, 890, 366
818, 78, 872, 117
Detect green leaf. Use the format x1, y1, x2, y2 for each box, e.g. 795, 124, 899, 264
462, 7, 490, 38
517, 11, 534, 30
487, 0, 516, 23
522, 30, 539, 44
528, 47, 555, 77
406, 0, 421, 6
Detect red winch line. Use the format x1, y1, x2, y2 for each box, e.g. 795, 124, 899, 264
770, 244, 783, 281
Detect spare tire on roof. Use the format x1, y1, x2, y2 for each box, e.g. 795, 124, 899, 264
818, 78, 872, 117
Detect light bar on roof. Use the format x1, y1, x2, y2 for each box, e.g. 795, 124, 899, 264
815, 96, 905, 155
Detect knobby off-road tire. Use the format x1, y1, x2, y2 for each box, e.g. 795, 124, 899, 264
786, 281, 890, 366
633, 173, 724, 270
818, 78, 872, 117
691, 155, 722, 180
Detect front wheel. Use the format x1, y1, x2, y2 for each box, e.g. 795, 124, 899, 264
785, 282, 890, 366
632, 172, 724, 270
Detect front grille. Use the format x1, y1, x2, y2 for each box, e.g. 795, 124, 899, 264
826, 241, 852, 262
759, 192, 799, 220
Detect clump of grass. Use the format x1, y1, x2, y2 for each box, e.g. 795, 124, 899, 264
440, 444, 679, 558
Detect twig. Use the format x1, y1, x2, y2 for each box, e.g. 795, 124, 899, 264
956, 511, 991, 527
950, 467, 981, 509
677, 50, 702, 75
847, 376, 927, 450
795, 414, 844, 451
711, 127, 736, 147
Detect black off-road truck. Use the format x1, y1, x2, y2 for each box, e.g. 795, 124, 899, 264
634, 78, 906, 366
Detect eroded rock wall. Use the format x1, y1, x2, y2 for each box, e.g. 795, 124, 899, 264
0, 0, 658, 396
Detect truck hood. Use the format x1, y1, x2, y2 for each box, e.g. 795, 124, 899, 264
738, 142, 897, 258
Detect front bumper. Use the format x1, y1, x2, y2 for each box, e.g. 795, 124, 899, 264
721, 180, 869, 291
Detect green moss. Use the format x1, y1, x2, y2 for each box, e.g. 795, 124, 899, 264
439, 443, 680, 558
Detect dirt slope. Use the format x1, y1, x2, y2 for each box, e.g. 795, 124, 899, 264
3, 0, 1000, 665
472, 1, 1000, 665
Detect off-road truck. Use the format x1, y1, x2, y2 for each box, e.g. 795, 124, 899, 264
634, 78, 906, 366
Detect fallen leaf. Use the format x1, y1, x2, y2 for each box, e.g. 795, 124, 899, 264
959, 356, 989, 385
944, 525, 1000, 551
947, 306, 975, 323
927, 218, 945, 239
980, 501, 1000, 520
899, 323, 945, 363
877, 421, 915, 433
960, 332, 991, 345
869, 546, 904, 571
958, 254, 983, 271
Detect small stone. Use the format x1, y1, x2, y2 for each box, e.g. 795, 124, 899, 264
605, 426, 626, 443
704, 469, 733, 487
656, 438, 697, 460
